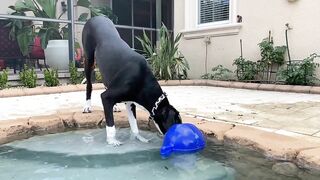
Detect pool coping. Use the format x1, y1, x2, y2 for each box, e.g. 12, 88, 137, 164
1, 110, 320, 174
1, 80, 320, 98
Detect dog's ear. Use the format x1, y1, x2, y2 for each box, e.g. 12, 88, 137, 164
166, 105, 182, 124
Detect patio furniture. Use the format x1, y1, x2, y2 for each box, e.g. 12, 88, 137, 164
0, 19, 25, 73
29, 36, 47, 70
75, 47, 84, 68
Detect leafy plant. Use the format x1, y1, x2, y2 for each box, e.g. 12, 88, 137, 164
44, 68, 59, 87
69, 61, 83, 84
7, 0, 117, 55
233, 57, 258, 81
77, 0, 118, 23
5, 11, 34, 56
8, 0, 65, 50
95, 70, 103, 83
0, 69, 9, 89
201, 65, 235, 81
137, 25, 189, 80
277, 53, 320, 85
19, 65, 37, 88
259, 38, 286, 65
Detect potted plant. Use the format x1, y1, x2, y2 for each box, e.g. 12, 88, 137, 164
137, 25, 189, 80
8, 0, 69, 70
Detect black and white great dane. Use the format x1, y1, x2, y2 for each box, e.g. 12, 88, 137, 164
82, 16, 182, 146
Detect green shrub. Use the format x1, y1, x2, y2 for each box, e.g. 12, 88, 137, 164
0, 69, 8, 89
69, 61, 84, 84
137, 25, 189, 80
44, 69, 59, 87
233, 57, 258, 81
277, 53, 319, 85
258, 38, 286, 65
201, 65, 235, 81
19, 65, 37, 88
95, 70, 103, 83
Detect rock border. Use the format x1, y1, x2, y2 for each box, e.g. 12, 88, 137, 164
1, 80, 320, 98
1, 111, 320, 173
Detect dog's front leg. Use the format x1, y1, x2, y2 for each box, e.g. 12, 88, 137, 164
126, 102, 149, 143
83, 99, 92, 113
101, 91, 122, 146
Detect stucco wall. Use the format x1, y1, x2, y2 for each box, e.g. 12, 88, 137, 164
175, 0, 320, 79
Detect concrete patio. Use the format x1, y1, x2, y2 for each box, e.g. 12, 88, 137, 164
1, 85, 320, 140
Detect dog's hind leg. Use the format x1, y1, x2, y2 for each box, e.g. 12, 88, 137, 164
82, 39, 95, 113
125, 102, 149, 143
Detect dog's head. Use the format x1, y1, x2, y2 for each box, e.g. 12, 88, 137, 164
153, 105, 182, 135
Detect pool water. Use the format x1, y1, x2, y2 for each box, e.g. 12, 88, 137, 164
0, 129, 318, 180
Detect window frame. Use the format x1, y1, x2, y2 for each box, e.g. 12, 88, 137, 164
194, 0, 237, 28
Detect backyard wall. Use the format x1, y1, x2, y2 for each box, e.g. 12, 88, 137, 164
174, 0, 320, 79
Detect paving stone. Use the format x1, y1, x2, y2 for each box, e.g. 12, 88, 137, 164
243, 83, 261, 90
183, 116, 234, 140
258, 84, 276, 91
29, 115, 64, 135
158, 80, 168, 86
61, 85, 79, 93
57, 112, 76, 128
23, 87, 46, 96
224, 125, 319, 160
41, 86, 63, 94
73, 110, 104, 128
92, 83, 105, 90
274, 85, 294, 92
204, 80, 217, 86
0, 88, 25, 97
297, 148, 320, 172
214, 80, 232, 88
180, 80, 195, 86
166, 80, 181, 86
0, 118, 32, 144
76, 84, 86, 91
193, 79, 207, 86
291, 85, 311, 94
310, 86, 320, 94
230, 82, 245, 89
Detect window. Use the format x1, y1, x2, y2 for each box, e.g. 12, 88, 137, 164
112, 0, 173, 50
199, 0, 230, 25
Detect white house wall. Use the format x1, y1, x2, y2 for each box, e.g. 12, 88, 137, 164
175, 0, 320, 79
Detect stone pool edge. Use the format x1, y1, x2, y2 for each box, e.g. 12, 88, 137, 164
1, 80, 320, 98
1, 110, 320, 174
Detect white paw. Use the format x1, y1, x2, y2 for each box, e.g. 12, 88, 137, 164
133, 133, 150, 143
83, 106, 91, 113
107, 138, 122, 146
113, 104, 121, 112
83, 100, 92, 113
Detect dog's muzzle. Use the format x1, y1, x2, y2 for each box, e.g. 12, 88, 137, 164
148, 116, 164, 137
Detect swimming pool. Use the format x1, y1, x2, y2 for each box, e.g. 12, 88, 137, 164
0, 128, 318, 180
